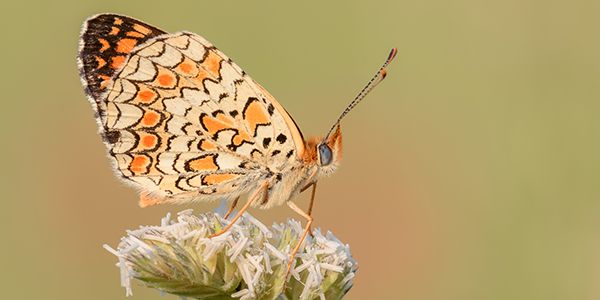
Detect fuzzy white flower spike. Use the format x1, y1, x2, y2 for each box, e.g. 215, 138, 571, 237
104, 210, 357, 300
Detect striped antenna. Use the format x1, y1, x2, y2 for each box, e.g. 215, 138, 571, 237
325, 48, 398, 139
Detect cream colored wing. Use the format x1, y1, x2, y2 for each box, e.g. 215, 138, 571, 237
91, 29, 305, 205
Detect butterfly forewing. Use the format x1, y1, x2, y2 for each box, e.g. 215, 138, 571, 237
79, 15, 306, 204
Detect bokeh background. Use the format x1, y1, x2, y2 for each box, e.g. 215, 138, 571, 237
2, 0, 599, 299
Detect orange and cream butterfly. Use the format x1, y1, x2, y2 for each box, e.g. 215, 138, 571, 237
78, 14, 396, 274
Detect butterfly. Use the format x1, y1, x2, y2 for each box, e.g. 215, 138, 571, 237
78, 13, 396, 276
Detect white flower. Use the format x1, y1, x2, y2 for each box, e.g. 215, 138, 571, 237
104, 210, 357, 300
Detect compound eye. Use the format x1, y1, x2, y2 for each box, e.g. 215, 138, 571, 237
318, 143, 333, 166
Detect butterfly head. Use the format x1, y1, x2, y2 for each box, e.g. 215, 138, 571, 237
316, 124, 343, 176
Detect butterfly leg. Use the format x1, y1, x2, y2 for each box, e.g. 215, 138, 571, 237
223, 196, 240, 219
300, 181, 318, 236
285, 201, 313, 280
210, 182, 267, 238
305, 182, 318, 216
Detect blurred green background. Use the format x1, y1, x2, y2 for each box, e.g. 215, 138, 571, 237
2, 0, 599, 299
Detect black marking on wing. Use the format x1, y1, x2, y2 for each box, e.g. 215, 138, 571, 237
103, 130, 121, 144
276, 133, 287, 144
286, 149, 294, 158
79, 14, 166, 101
176, 175, 196, 191
267, 104, 275, 116
211, 110, 225, 117
262, 137, 271, 148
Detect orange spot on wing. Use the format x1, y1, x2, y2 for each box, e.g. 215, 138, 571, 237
141, 111, 161, 127
191, 69, 210, 86
178, 62, 194, 74
140, 133, 158, 149
215, 112, 234, 126
111, 55, 126, 69
203, 173, 239, 185
126, 31, 145, 38
199, 139, 216, 151
157, 73, 174, 87
114, 17, 123, 25
201, 114, 231, 135
98, 38, 110, 52
117, 38, 137, 53
244, 100, 270, 135
187, 155, 218, 171
95, 56, 106, 69
137, 88, 156, 103
109, 26, 120, 35
130, 155, 150, 173
202, 51, 222, 77
232, 130, 251, 146
133, 24, 152, 35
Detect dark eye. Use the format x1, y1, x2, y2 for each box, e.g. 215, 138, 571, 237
318, 143, 333, 166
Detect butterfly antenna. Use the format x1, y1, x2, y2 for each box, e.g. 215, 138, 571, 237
325, 48, 398, 139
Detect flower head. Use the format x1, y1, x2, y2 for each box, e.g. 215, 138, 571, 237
104, 210, 357, 300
